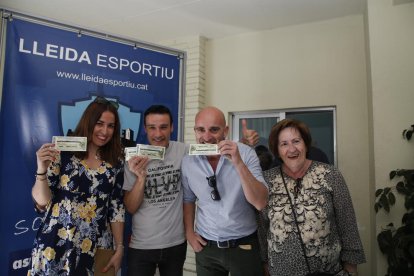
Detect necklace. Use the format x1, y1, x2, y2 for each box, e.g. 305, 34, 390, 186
95, 151, 101, 161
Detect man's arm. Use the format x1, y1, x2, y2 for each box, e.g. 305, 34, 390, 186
218, 141, 268, 210
123, 156, 148, 214
234, 160, 268, 210
124, 177, 145, 214
183, 202, 206, 252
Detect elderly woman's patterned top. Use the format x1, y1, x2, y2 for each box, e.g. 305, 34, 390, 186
258, 161, 365, 276
28, 152, 124, 276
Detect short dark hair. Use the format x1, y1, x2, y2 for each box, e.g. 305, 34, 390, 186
268, 118, 312, 160
255, 145, 273, 171
255, 145, 270, 155
144, 105, 173, 126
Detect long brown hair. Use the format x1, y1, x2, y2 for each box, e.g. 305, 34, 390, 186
72, 99, 123, 166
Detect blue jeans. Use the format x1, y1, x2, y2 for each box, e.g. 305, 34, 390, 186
127, 242, 187, 276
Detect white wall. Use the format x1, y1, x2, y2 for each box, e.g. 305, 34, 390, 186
161, 36, 207, 144
157, 4, 414, 274
205, 15, 372, 275
367, 0, 414, 275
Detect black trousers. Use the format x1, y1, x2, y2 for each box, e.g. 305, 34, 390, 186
195, 234, 264, 276
127, 241, 187, 276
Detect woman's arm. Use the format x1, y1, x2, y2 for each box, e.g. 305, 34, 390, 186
32, 143, 59, 210
343, 263, 358, 275
103, 164, 126, 273
102, 222, 124, 273
331, 168, 366, 266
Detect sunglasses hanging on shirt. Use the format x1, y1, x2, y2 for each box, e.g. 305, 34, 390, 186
206, 174, 221, 201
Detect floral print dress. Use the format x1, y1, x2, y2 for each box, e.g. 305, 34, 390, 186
258, 161, 365, 276
28, 152, 125, 276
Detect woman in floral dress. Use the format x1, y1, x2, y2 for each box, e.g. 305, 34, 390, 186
29, 97, 125, 275
259, 119, 365, 276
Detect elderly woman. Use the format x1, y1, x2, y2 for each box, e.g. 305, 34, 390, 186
259, 119, 365, 276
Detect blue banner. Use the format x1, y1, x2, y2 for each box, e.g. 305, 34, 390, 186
0, 18, 183, 275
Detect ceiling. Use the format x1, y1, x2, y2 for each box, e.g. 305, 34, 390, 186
0, 0, 365, 44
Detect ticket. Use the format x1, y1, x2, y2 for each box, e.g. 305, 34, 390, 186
137, 144, 165, 160
52, 136, 87, 151
124, 147, 138, 161
189, 144, 219, 155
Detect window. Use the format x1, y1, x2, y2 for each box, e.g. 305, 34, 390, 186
230, 106, 336, 165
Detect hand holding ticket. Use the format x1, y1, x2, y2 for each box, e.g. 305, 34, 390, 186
52, 136, 87, 151
125, 144, 165, 160
189, 144, 220, 155
137, 144, 165, 160
124, 147, 138, 161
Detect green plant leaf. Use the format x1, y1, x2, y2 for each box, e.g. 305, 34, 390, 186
374, 202, 380, 213
396, 181, 406, 194
406, 173, 414, 190
402, 213, 410, 225
409, 243, 414, 258
376, 189, 384, 197
405, 195, 414, 210
401, 169, 414, 179
377, 229, 393, 253
406, 176, 414, 186
384, 187, 391, 195
388, 192, 396, 206
406, 130, 413, 140
401, 211, 414, 224
380, 193, 390, 212
406, 185, 414, 196
376, 125, 414, 274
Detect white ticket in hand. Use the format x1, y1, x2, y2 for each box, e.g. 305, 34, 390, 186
189, 144, 219, 155
52, 136, 87, 151
124, 147, 138, 161
137, 144, 165, 160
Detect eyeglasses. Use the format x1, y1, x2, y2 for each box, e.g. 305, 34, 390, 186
294, 178, 302, 198
93, 96, 119, 109
206, 174, 221, 201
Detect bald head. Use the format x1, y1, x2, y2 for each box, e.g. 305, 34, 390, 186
194, 106, 228, 144
195, 106, 226, 126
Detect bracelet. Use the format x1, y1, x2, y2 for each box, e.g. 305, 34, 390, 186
115, 243, 124, 250
36, 171, 47, 175
35, 175, 47, 181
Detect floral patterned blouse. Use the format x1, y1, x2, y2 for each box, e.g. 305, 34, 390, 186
29, 152, 125, 276
258, 161, 365, 276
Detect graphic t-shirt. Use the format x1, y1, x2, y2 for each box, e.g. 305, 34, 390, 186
123, 141, 187, 249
